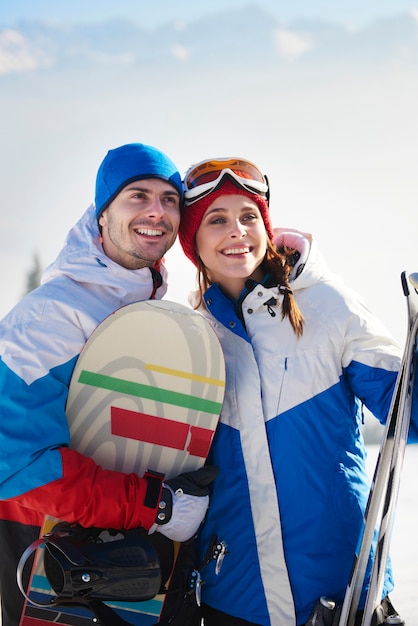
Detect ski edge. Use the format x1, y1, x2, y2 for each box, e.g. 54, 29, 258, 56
337, 271, 418, 626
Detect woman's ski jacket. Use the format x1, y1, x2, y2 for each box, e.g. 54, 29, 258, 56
196, 231, 418, 626
0, 204, 167, 530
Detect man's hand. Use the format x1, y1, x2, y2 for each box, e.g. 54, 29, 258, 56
150, 465, 218, 542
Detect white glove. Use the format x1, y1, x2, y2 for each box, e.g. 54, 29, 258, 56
150, 486, 209, 542
149, 465, 218, 543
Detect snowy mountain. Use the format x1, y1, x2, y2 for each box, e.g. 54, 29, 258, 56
1, 7, 418, 76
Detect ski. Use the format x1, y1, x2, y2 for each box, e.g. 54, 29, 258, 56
338, 271, 418, 626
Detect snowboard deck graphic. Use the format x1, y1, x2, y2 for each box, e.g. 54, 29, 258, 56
20, 300, 225, 625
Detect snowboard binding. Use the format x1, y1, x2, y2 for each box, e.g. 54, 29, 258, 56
17, 522, 170, 609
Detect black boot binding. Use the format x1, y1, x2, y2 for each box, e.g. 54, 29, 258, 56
18, 522, 227, 626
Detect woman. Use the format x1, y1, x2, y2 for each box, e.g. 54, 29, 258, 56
178, 158, 416, 625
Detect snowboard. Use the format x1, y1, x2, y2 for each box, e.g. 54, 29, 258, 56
18, 300, 225, 626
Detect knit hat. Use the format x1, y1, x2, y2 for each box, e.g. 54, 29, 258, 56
95, 143, 182, 218
179, 178, 274, 265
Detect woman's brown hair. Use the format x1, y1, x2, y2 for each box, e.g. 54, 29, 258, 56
194, 237, 304, 337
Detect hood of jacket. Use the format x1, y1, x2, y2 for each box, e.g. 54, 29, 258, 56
42, 203, 168, 300
272, 227, 339, 292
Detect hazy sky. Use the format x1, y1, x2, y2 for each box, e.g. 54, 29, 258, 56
1, 5, 418, 615
1, 0, 417, 28
1, 0, 418, 349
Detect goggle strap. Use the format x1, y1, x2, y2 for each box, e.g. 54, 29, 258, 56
264, 173, 270, 204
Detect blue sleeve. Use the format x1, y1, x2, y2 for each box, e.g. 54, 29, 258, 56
0, 356, 77, 498
344, 360, 398, 425
345, 359, 418, 444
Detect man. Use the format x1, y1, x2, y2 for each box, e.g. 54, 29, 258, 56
0, 143, 213, 626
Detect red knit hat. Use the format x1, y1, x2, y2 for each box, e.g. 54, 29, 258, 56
179, 178, 273, 266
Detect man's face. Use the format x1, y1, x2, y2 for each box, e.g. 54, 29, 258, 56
99, 178, 181, 269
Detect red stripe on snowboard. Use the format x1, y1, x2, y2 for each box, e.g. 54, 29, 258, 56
21, 618, 70, 626
111, 406, 213, 458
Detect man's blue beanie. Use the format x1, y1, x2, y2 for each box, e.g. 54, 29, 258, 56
95, 143, 182, 218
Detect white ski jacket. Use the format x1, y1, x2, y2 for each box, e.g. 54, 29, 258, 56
0, 204, 167, 531
195, 231, 417, 625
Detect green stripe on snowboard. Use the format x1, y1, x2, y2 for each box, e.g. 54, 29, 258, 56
78, 370, 222, 415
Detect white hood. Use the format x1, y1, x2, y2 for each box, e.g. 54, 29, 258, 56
42, 203, 168, 301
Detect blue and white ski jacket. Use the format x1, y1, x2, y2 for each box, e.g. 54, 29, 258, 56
195, 231, 418, 626
0, 204, 167, 530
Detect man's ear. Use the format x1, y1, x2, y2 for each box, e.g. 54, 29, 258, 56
98, 209, 107, 228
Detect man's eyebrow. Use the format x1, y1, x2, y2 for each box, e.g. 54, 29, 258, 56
124, 184, 149, 192
124, 184, 179, 197
161, 190, 180, 197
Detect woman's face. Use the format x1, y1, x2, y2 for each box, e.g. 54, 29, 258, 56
195, 194, 268, 300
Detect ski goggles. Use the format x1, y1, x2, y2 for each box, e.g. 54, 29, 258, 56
183, 158, 269, 205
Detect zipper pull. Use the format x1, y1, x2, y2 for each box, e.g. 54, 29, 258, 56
263, 296, 277, 317
188, 536, 228, 606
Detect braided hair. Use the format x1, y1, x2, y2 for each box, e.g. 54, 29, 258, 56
194, 237, 304, 337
